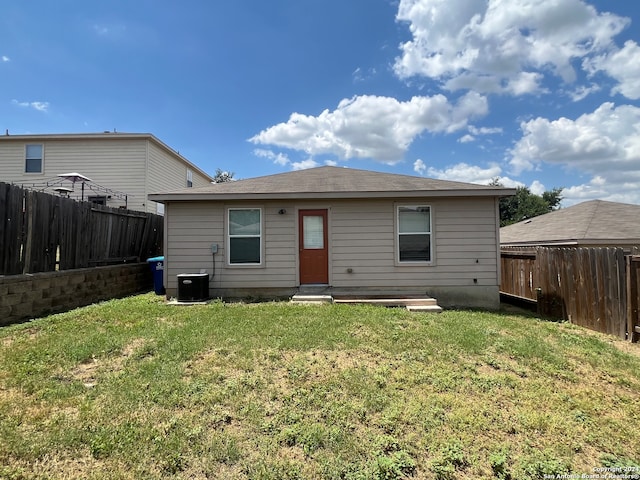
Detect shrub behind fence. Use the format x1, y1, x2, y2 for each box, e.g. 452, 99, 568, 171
0, 182, 163, 275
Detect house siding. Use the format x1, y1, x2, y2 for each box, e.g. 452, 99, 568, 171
0, 134, 212, 214
0, 137, 147, 211
329, 198, 497, 288
163, 197, 500, 307
165, 201, 297, 292
147, 142, 211, 214
0, 142, 27, 177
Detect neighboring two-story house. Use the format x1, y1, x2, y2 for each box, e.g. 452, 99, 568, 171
0, 132, 213, 213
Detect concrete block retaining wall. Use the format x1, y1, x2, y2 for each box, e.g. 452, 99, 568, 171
0, 263, 153, 326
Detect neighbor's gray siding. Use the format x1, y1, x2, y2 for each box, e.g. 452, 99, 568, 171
146, 142, 211, 214
162, 197, 500, 301
0, 138, 147, 211
0, 136, 212, 214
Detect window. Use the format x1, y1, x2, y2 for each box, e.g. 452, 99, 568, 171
187, 169, 193, 188
25, 144, 43, 173
88, 196, 107, 205
303, 215, 324, 249
397, 205, 431, 262
228, 208, 261, 264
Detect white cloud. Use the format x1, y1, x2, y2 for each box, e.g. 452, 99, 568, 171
499, 177, 525, 189
458, 124, 503, 144
394, 0, 629, 96
352, 67, 377, 83
584, 40, 640, 100
509, 102, 640, 174
562, 179, 608, 206
413, 159, 426, 175
425, 161, 504, 185
351, 67, 378, 83
253, 148, 290, 166
559, 174, 640, 206
31, 102, 49, 112
510, 102, 640, 204
567, 84, 601, 102
249, 92, 488, 163
291, 159, 318, 171
422, 160, 536, 189
1, 55, 9, 62
505, 72, 548, 96
460, 124, 504, 143
529, 180, 546, 195
11, 99, 49, 112
254, 148, 338, 171
468, 125, 502, 136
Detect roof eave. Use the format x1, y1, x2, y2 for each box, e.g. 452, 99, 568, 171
500, 240, 579, 247
0, 132, 152, 141
149, 188, 515, 203
501, 238, 640, 247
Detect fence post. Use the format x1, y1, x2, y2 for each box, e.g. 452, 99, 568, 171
22, 191, 34, 274
627, 255, 639, 343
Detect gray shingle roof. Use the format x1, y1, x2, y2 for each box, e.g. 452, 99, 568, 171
150, 166, 514, 201
500, 199, 640, 246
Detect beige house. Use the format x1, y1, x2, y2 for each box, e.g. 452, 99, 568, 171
0, 132, 213, 213
150, 166, 515, 308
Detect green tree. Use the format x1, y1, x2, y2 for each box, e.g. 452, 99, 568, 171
491, 178, 563, 226
213, 168, 234, 183
542, 188, 563, 210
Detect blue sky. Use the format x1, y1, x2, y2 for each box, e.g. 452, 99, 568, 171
2, 0, 640, 206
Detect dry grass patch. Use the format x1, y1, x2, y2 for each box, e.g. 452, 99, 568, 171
65, 337, 150, 388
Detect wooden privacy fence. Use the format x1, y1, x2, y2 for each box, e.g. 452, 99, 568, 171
0, 182, 163, 275
628, 256, 640, 343
501, 247, 640, 342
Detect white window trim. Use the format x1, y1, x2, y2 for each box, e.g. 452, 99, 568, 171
25, 143, 44, 174
395, 204, 434, 266
187, 169, 193, 188
226, 206, 264, 267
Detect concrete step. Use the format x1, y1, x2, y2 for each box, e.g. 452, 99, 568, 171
290, 294, 333, 304
332, 297, 439, 307
291, 294, 443, 312
406, 305, 443, 313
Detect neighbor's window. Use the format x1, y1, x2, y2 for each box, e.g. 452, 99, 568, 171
228, 208, 261, 264
187, 169, 193, 188
398, 205, 431, 262
88, 196, 107, 205
25, 144, 43, 173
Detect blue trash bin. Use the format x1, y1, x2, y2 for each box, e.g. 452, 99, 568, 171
147, 256, 165, 295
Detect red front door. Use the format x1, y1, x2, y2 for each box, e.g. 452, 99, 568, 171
299, 209, 329, 285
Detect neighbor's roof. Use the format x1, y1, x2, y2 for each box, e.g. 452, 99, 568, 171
149, 166, 515, 202
500, 199, 640, 246
0, 132, 214, 183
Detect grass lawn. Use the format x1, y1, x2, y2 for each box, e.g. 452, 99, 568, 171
1, 294, 639, 479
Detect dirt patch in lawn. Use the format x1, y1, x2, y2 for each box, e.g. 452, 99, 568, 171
69, 338, 148, 387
